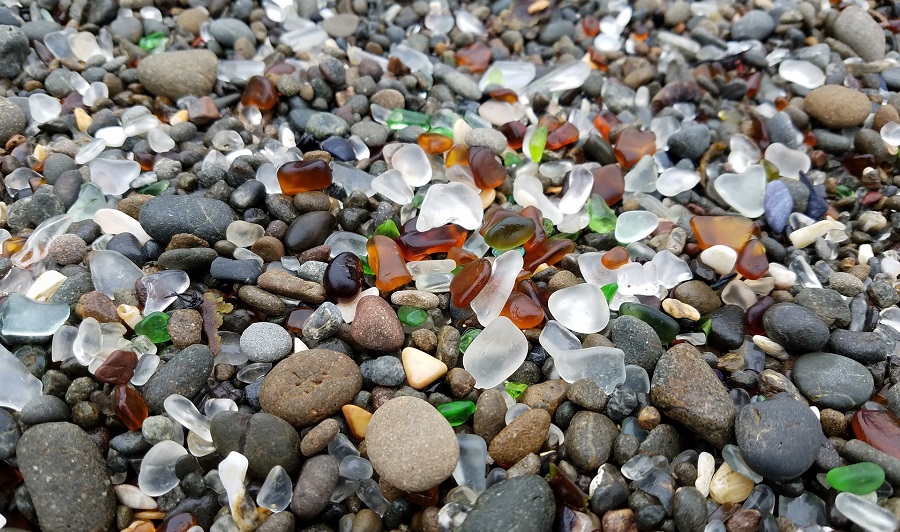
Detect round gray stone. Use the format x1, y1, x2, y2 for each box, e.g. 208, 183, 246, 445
828, 330, 889, 364
350, 120, 389, 146
465, 128, 508, 155
666, 123, 711, 162
208, 18, 256, 47
240, 322, 292, 363
792, 352, 874, 410
0, 25, 28, 79
762, 303, 829, 353
20, 395, 70, 425
833, 6, 885, 62
141, 344, 215, 414
735, 394, 823, 481
731, 10, 775, 41
137, 49, 218, 100
360, 356, 405, 387
562, 411, 618, 471
210, 411, 301, 479
459, 475, 555, 532
305, 112, 350, 140
139, 195, 236, 244
0, 95, 26, 145
291, 454, 338, 520
611, 315, 663, 374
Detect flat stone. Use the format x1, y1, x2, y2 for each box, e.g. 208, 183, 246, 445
260, 349, 362, 427
210, 411, 301, 479
321, 13, 360, 37
458, 475, 555, 532
792, 352, 874, 410
139, 195, 236, 244
141, 344, 214, 414
803, 85, 871, 128
828, 330, 889, 364
365, 396, 459, 492
300, 418, 340, 457
650, 343, 735, 448
136, 49, 218, 100
240, 322, 293, 363
735, 394, 823, 481
17, 422, 115, 532
762, 303, 829, 353
611, 315, 663, 374
291, 454, 338, 520
794, 288, 851, 328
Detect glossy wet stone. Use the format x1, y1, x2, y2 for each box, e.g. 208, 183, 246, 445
323, 252, 363, 299
792, 352, 874, 410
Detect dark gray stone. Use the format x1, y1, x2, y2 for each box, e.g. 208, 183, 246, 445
828, 330, 889, 364
731, 10, 775, 40
706, 304, 745, 351
142, 344, 214, 414
735, 394, 823, 481
360, 356, 406, 387
17, 422, 115, 532
139, 195, 236, 243
563, 411, 618, 471
20, 395, 70, 425
291, 454, 339, 520
0, 408, 20, 459
666, 123, 710, 162
792, 352, 874, 410
762, 303, 829, 353
305, 112, 350, 140
458, 475, 555, 532
794, 288, 851, 328
673, 487, 707, 532
0, 25, 27, 79
611, 316, 663, 374
210, 411, 301, 479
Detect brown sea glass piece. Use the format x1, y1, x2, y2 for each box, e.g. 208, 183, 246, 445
852, 409, 900, 460
500, 292, 544, 329
523, 238, 575, 272
546, 122, 579, 151
455, 42, 492, 73
114, 384, 148, 431
366, 235, 412, 292
0, 460, 22, 491
484, 216, 536, 250
501, 121, 527, 150
593, 110, 622, 140
94, 350, 138, 385
2, 236, 25, 257
277, 159, 333, 194
241, 75, 278, 111
397, 219, 467, 261
601, 246, 629, 269
417, 132, 453, 154
582, 15, 599, 37
450, 258, 491, 308
469, 147, 506, 190
324, 252, 364, 299
445, 144, 469, 167
736, 239, 769, 280
521, 205, 547, 253
489, 88, 519, 103
285, 308, 315, 332
744, 296, 774, 336
447, 246, 476, 265
690, 216, 754, 250
614, 128, 657, 170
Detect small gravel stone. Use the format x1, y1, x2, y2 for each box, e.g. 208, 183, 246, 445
141, 344, 215, 414
306, 112, 350, 140
488, 408, 551, 467
291, 454, 339, 520
300, 418, 340, 456
464, 128, 508, 155
611, 316, 663, 374
166, 309, 203, 348
563, 411, 618, 471
136, 49, 218, 100
240, 322, 293, 363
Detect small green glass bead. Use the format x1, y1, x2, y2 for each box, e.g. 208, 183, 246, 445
587, 195, 617, 234
698, 317, 712, 336
459, 328, 482, 354
600, 283, 618, 303
826, 462, 885, 495
386, 109, 430, 131
412, 194, 425, 208
617, 302, 680, 344
134, 312, 171, 343
398, 306, 427, 327
437, 400, 476, 427
836, 185, 853, 198
374, 219, 400, 239
138, 180, 170, 196
505, 382, 527, 399
504, 152, 522, 166
528, 126, 548, 162
450, 266, 463, 275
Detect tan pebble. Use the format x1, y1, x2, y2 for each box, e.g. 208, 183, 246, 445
301, 418, 340, 456
487, 408, 550, 467
33, 144, 47, 162
132, 511, 166, 520
342, 404, 372, 440
637, 406, 660, 431
74, 108, 92, 131
528, 0, 549, 13
709, 462, 754, 504
401, 347, 448, 390
169, 109, 189, 124
661, 298, 700, 321
479, 188, 496, 209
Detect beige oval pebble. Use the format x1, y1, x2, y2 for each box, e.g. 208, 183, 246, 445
365, 396, 459, 492
708, 462, 754, 504
661, 298, 700, 321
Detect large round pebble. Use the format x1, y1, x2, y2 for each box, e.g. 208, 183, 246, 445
458, 475, 555, 532
792, 352, 874, 409
762, 303, 829, 353
240, 322, 293, 363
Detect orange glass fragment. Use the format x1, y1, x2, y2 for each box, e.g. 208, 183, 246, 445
736, 239, 769, 280
690, 216, 754, 250
523, 238, 575, 272
546, 122, 579, 151
241, 75, 278, 111
285, 308, 315, 332
501, 292, 545, 329
500, 121, 527, 150
469, 147, 507, 189
489, 88, 519, 103
445, 144, 469, 167
450, 258, 491, 308
366, 235, 412, 292
114, 384, 148, 431
614, 128, 657, 170
397, 219, 468, 261
521, 205, 547, 253
852, 409, 900, 460
447, 246, 476, 265
593, 110, 622, 140
480, 207, 520, 236
582, 15, 599, 37
277, 159, 333, 194
417, 132, 454, 154
135, 151, 156, 171
455, 42, 492, 74
601, 246, 629, 269
538, 114, 563, 133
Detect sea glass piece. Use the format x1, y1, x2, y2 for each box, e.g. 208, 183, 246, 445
139, 440, 189, 497
391, 144, 432, 187
372, 169, 413, 205
450, 258, 491, 308
851, 409, 900, 460
826, 463, 885, 495
554, 346, 626, 393
90, 158, 141, 196
617, 302, 679, 343
652, 251, 692, 288
0, 344, 42, 410
29, 93, 61, 125
614, 211, 659, 243
453, 434, 488, 494
736, 239, 769, 280
690, 216, 754, 250
524, 126, 548, 163
470, 250, 523, 326
623, 156, 657, 194
523, 61, 591, 97
656, 167, 699, 196
700, 245, 737, 276
484, 217, 535, 251
438, 400, 477, 427
548, 283, 609, 334
134, 312, 171, 343
257, 466, 292, 512
11, 213, 72, 267
778, 59, 824, 90
242, 76, 278, 111
835, 492, 899, 532
0, 293, 69, 337
277, 160, 332, 194
366, 235, 412, 292
478, 61, 536, 91
93, 209, 153, 244
714, 165, 766, 218
90, 250, 144, 298
615, 128, 656, 170
164, 394, 212, 441
68, 183, 107, 222
764, 143, 810, 179
463, 316, 527, 389
220, 451, 249, 513
416, 183, 483, 232
469, 147, 506, 190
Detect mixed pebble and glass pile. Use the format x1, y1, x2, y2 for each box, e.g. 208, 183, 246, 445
2, 0, 900, 530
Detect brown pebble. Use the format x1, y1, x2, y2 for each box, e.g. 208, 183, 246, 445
519, 379, 568, 415
488, 408, 551, 467
474, 389, 508, 443
637, 406, 661, 431
548, 270, 579, 292
237, 285, 286, 316
349, 296, 405, 352
303, 150, 333, 164
48, 233, 86, 265
215, 364, 236, 381
293, 191, 332, 212
446, 368, 475, 398
583, 334, 614, 348
299, 244, 331, 263
118, 194, 153, 219
726, 508, 762, 532
76, 291, 120, 323
603, 508, 637, 532
94, 350, 138, 384
410, 328, 437, 353
166, 309, 203, 348
300, 418, 340, 456
874, 104, 900, 132
820, 408, 847, 438
166, 233, 209, 251
250, 236, 285, 262
257, 269, 326, 304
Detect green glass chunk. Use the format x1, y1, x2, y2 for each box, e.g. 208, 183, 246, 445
450, 266, 463, 275
505, 382, 527, 399
484, 217, 536, 251
504, 152, 522, 166
836, 185, 853, 198
412, 194, 425, 208
398, 306, 427, 327
139, 31, 167, 52
374, 219, 400, 239
587, 195, 617, 234
359, 255, 374, 276
542, 218, 555, 236
430, 126, 454, 138
138, 180, 170, 196
698, 317, 711, 336
761, 159, 780, 181
459, 328, 482, 354
617, 302, 680, 344
528, 126, 548, 163
386, 109, 430, 131
491, 246, 524, 257
826, 462, 885, 495
600, 283, 618, 303
134, 312, 171, 343
437, 400, 476, 427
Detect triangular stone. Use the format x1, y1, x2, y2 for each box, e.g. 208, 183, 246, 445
402, 347, 448, 390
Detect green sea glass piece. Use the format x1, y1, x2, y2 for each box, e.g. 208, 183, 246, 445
826, 462, 885, 495
459, 328, 482, 354
134, 312, 171, 343
398, 306, 427, 327
617, 302, 680, 344
437, 400, 476, 426
387, 109, 430, 131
